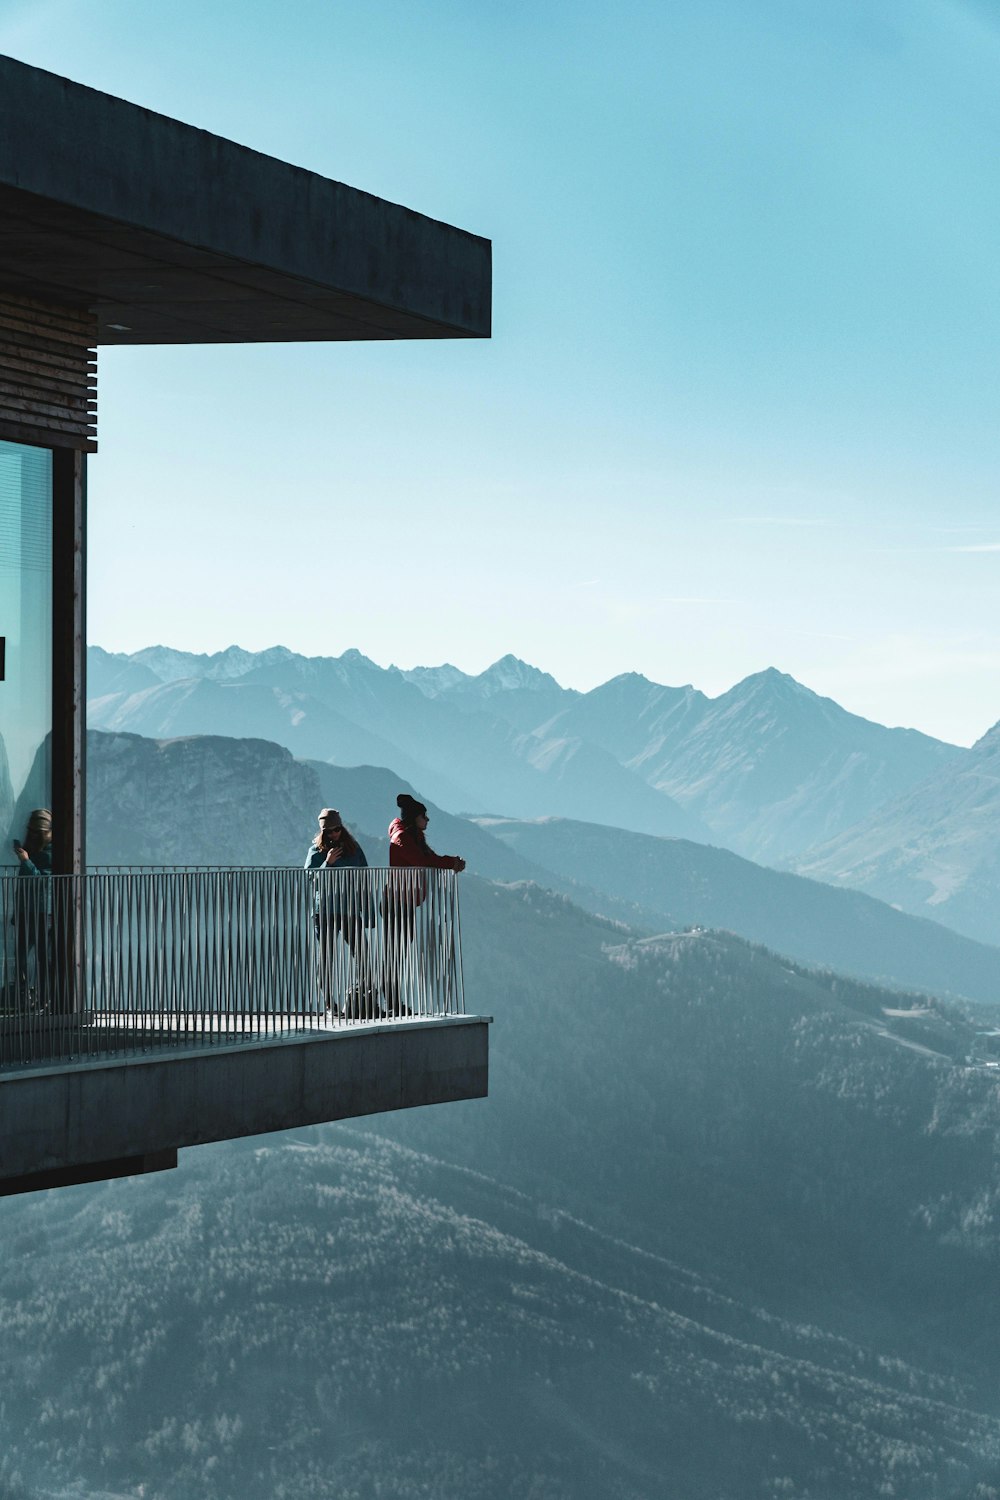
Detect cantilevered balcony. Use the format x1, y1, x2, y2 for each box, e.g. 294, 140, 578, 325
0, 58, 493, 1197
0, 868, 487, 1194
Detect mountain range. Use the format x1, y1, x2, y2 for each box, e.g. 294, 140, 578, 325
87, 645, 967, 864
87, 647, 707, 843
519, 666, 964, 864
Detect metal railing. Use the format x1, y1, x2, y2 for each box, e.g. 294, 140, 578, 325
0, 866, 465, 1067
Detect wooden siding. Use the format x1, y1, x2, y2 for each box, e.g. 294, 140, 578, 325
0, 293, 96, 451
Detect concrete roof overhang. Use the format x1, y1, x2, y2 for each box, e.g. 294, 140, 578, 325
0, 55, 491, 346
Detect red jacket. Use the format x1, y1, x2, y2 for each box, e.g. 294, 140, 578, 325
388, 818, 463, 872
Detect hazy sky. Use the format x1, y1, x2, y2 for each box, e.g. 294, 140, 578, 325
3, 0, 1000, 744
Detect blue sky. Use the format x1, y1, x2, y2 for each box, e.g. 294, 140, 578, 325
3, 0, 1000, 743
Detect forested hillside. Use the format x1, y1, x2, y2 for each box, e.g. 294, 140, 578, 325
2, 882, 1000, 1497
1, 1128, 998, 1500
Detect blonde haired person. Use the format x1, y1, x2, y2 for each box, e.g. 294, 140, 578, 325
305, 809, 376, 1019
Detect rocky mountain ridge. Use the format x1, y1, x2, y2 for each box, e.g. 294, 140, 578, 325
540, 665, 965, 863
88, 647, 709, 843
89, 645, 966, 864
795, 720, 1000, 948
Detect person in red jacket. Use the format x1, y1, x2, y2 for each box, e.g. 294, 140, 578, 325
384, 794, 466, 1015
388, 794, 467, 877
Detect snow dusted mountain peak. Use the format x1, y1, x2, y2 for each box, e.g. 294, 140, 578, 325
397, 663, 470, 697
129, 644, 297, 684
592, 670, 659, 694
213, 645, 264, 674
476, 655, 562, 694
337, 647, 379, 670
731, 667, 815, 700
598, 670, 699, 696
129, 646, 199, 683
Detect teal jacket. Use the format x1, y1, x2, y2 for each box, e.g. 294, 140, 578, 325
305, 840, 370, 919
18, 845, 52, 879
16, 843, 52, 918
304, 843, 368, 873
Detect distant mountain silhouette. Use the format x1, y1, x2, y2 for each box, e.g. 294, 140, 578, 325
91, 646, 966, 865
796, 716, 1000, 947
541, 666, 964, 863
88, 672, 484, 812
88, 644, 163, 699
471, 812, 1000, 1007
536, 669, 704, 762
403, 651, 572, 730
89, 646, 707, 841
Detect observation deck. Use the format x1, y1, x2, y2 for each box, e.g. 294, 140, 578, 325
0, 867, 488, 1195
0, 56, 492, 1198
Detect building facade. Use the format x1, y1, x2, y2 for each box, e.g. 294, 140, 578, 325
0, 56, 491, 1194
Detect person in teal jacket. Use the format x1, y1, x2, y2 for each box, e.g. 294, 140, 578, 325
305, 809, 377, 1018
305, 808, 369, 876
12, 808, 53, 1006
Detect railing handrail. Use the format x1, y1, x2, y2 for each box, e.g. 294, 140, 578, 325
0, 866, 465, 1068
85, 870, 389, 876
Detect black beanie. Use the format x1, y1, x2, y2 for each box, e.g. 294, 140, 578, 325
397, 793, 427, 821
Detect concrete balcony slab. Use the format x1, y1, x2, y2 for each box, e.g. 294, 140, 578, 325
0, 1015, 489, 1196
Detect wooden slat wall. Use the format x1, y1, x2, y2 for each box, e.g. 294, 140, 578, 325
0, 292, 97, 451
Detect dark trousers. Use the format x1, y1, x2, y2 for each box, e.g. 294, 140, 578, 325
14, 912, 52, 1007
381, 899, 417, 1017
315, 912, 380, 1019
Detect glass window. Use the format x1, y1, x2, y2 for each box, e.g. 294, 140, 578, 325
0, 439, 53, 865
